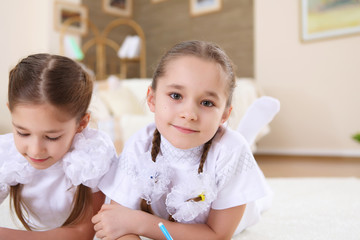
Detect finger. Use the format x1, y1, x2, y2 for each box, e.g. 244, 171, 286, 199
100, 203, 114, 211
95, 229, 106, 239
91, 213, 99, 224
93, 222, 103, 232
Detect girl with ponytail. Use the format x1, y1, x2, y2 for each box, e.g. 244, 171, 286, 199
93, 40, 272, 240
0, 54, 116, 239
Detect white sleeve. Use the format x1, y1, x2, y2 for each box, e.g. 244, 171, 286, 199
98, 152, 142, 209
98, 124, 156, 209
212, 144, 270, 210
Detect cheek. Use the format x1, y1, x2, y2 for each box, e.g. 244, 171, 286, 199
155, 100, 170, 113
13, 136, 24, 150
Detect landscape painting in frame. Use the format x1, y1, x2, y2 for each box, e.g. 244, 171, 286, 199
103, 0, 133, 17
301, 0, 360, 41
190, 0, 222, 17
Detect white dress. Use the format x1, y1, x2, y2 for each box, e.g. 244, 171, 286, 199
0, 127, 117, 230
99, 123, 272, 234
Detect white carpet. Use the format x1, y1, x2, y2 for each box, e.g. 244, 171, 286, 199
234, 177, 360, 240
1, 178, 360, 239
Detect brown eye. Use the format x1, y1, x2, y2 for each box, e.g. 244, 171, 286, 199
170, 93, 182, 100
201, 100, 214, 107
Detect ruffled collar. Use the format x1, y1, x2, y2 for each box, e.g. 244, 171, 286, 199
0, 127, 116, 188
0, 133, 35, 186
159, 136, 203, 165
61, 127, 117, 188
134, 134, 217, 223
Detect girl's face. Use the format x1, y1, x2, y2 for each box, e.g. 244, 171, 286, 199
10, 103, 86, 170
147, 55, 232, 149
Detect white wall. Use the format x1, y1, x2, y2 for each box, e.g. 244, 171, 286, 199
0, 1, 48, 133
255, 0, 360, 156
0, 0, 79, 134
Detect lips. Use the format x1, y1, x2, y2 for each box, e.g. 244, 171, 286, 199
172, 125, 198, 134
28, 156, 49, 163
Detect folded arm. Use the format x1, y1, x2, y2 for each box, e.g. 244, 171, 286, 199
93, 200, 246, 240
0, 191, 105, 240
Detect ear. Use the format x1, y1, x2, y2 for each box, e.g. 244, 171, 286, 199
220, 106, 232, 124
76, 113, 90, 133
146, 86, 156, 113
6, 102, 9, 111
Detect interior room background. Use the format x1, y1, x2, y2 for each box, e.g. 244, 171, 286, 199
0, 0, 359, 158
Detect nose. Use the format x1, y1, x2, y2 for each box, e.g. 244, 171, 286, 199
180, 101, 198, 121
28, 137, 46, 158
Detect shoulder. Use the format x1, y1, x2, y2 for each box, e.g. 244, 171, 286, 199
208, 127, 256, 184
212, 126, 250, 154
122, 123, 156, 155
98, 123, 156, 205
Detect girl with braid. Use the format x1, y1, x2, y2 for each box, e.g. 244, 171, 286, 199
93, 40, 272, 240
0, 54, 117, 239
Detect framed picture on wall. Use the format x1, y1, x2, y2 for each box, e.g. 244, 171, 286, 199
301, 0, 360, 41
103, 0, 133, 17
190, 0, 222, 17
54, 1, 88, 35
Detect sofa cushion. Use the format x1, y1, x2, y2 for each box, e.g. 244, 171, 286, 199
98, 85, 145, 118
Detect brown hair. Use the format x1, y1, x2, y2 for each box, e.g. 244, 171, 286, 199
152, 40, 236, 107
8, 53, 94, 230
141, 40, 236, 219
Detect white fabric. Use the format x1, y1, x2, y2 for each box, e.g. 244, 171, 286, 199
99, 123, 272, 234
237, 96, 280, 146
118, 35, 141, 59
118, 36, 132, 58
0, 127, 117, 230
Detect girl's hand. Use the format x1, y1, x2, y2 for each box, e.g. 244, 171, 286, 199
92, 202, 139, 240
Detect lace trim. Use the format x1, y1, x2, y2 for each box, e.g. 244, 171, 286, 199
129, 133, 255, 222
166, 172, 217, 222
136, 155, 173, 204
160, 136, 203, 165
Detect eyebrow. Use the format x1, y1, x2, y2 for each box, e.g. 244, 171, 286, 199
166, 84, 220, 100
12, 122, 63, 134
166, 84, 184, 90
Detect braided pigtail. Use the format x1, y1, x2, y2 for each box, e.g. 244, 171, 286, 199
140, 129, 162, 214
185, 138, 214, 203
197, 138, 213, 174
151, 128, 161, 162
